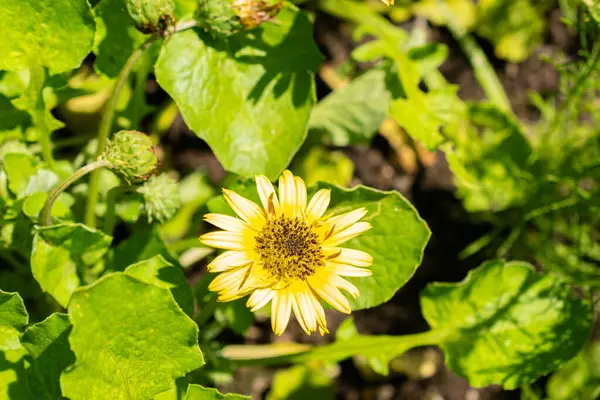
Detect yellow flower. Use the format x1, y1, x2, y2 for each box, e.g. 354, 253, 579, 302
381, 0, 394, 5
200, 171, 373, 335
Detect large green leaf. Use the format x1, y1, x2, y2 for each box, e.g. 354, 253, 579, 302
124, 255, 195, 317
155, 4, 321, 179
60, 273, 205, 400
0, 0, 95, 74
421, 260, 593, 389
0, 347, 32, 398
31, 223, 112, 307
546, 341, 600, 400
92, 0, 149, 77
312, 183, 430, 310
21, 313, 75, 399
308, 70, 390, 146
3, 152, 38, 197
0, 290, 28, 351
290, 146, 354, 187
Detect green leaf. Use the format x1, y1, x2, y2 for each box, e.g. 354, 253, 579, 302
0, 290, 28, 351
0, 347, 32, 398
421, 260, 593, 389
267, 364, 334, 400
155, 4, 322, 179
184, 385, 249, 400
124, 255, 195, 317
290, 146, 354, 187
3, 152, 38, 197
547, 341, 600, 400
21, 313, 75, 399
60, 273, 205, 400
308, 70, 390, 146
475, 0, 545, 62
92, 0, 150, 77
31, 223, 112, 307
109, 225, 177, 271
312, 183, 430, 310
444, 104, 533, 212
0, 0, 95, 74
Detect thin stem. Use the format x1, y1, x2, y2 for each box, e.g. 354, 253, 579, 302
222, 328, 446, 366
103, 186, 133, 235
84, 39, 155, 228
84, 19, 198, 228
440, 2, 512, 114
40, 159, 110, 226
39, 127, 56, 171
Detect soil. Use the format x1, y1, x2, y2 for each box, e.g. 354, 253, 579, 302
158, 4, 580, 400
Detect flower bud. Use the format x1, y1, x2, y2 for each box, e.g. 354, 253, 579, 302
196, 0, 281, 35
126, 0, 176, 34
136, 174, 181, 223
105, 130, 158, 183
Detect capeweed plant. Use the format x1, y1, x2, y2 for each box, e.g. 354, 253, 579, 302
0, 0, 597, 399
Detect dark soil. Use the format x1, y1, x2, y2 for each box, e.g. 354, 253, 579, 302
160, 5, 578, 400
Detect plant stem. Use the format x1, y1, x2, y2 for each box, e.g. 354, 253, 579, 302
83, 19, 198, 228
39, 127, 56, 171
222, 328, 446, 366
40, 159, 110, 226
440, 2, 512, 114
84, 39, 155, 228
103, 186, 133, 235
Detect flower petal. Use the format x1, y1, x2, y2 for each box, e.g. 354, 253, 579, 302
247, 288, 276, 312
204, 213, 253, 233
200, 231, 251, 250
310, 280, 351, 314
278, 170, 297, 218
271, 291, 292, 335
208, 263, 253, 293
324, 208, 368, 233
223, 188, 266, 230
293, 289, 317, 334
295, 176, 307, 214
256, 175, 280, 217
207, 250, 255, 272
324, 247, 373, 267
306, 189, 330, 222
326, 262, 372, 277
328, 274, 360, 298
324, 222, 372, 246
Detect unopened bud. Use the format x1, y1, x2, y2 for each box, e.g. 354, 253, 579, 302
126, 0, 176, 34
196, 0, 281, 35
137, 174, 181, 223
105, 130, 158, 183
232, 0, 282, 29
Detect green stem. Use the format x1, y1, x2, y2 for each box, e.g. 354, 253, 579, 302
103, 186, 133, 235
83, 20, 198, 228
222, 329, 446, 366
39, 127, 56, 171
40, 159, 110, 226
440, 2, 512, 114
84, 39, 155, 228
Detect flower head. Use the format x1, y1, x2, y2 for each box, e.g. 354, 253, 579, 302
200, 171, 373, 335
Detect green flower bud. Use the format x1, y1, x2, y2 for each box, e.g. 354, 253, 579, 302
196, 0, 281, 35
136, 174, 181, 223
126, 0, 176, 34
105, 130, 158, 183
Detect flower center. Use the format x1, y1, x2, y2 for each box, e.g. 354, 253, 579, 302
255, 216, 324, 281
